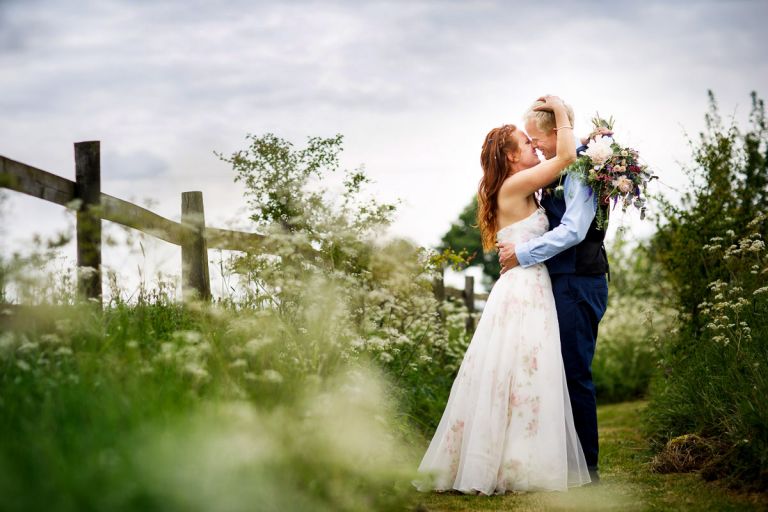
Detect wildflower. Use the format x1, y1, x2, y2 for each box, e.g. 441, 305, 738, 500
230, 358, 247, 369
261, 369, 283, 384
174, 330, 203, 344
40, 334, 62, 345
0, 332, 16, 357
245, 337, 274, 355
55, 347, 73, 357
183, 363, 210, 381
17, 342, 39, 354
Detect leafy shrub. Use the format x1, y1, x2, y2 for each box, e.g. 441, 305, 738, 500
645, 92, 768, 491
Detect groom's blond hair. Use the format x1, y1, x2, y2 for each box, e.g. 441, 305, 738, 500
524, 98, 575, 132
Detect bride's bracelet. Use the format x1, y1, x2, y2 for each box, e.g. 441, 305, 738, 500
554, 125, 573, 131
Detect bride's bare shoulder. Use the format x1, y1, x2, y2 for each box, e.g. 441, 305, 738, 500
497, 193, 537, 226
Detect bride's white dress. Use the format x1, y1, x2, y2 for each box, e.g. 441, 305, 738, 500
413, 208, 591, 494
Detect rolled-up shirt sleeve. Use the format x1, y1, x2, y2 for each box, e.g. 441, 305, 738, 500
515, 174, 597, 268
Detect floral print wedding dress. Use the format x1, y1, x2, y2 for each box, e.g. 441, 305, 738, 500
413, 208, 591, 494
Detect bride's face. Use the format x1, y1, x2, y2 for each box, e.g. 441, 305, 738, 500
510, 130, 541, 170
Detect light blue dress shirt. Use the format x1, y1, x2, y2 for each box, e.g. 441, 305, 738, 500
515, 173, 597, 268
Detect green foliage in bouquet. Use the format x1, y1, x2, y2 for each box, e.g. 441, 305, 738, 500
645, 91, 768, 491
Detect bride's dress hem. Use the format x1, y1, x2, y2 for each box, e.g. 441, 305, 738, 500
411, 476, 592, 496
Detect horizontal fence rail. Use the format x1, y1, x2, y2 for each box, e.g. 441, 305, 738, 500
0, 153, 267, 251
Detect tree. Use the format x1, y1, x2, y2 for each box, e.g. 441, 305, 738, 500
439, 196, 500, 283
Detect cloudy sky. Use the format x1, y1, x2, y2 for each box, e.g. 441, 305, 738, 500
1, 0, 767, 292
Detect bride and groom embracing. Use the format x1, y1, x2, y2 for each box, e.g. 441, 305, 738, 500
414, 95, 610, 495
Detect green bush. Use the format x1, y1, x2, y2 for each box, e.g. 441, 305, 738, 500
645, 92, 768, 491
592, 237, 675, 404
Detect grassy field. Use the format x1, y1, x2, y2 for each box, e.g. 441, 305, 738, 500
413, 401, 767, 512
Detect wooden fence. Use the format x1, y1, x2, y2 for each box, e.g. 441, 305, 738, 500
0, 141, 269, 304
433, 274, 488, 332
1, 140, 490, 332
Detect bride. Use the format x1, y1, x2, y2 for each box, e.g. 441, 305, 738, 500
413, 96, 591, 494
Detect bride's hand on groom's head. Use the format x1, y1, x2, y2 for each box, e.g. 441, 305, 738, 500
533, 95, 564, 112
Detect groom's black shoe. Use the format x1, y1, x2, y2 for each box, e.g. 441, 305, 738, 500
587, 466, 601, 486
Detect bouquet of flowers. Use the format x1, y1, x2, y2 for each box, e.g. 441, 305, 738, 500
557, 115, 656, 230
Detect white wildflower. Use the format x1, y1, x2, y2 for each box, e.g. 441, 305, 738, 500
183, 363, 209, 381
55, 347, 73, 357
174, 330, 203, 344
244, 337, 274, 355
17, 342, 39, 354
40, 334, 62, 345
230, 358, 247, 369
261, 369, 283, 384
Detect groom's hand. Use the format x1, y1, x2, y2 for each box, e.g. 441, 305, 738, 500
496, 241, 519, 274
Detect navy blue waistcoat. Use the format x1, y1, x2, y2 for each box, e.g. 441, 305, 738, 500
539, 178, 610, 276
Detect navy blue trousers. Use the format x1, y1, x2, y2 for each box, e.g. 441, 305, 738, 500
549, 273, 608, 469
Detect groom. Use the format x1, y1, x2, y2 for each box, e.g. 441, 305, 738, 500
497, 100, 610, 483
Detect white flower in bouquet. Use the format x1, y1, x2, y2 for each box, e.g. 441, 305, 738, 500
584, 136, 614, 166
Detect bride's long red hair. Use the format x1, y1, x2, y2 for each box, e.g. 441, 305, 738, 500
477, 124, 519, 252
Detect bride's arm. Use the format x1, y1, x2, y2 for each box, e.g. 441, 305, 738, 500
498, 96, 576, 199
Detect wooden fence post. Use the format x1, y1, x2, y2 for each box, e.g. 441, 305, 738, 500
181, 191, 211, 301
464, 275, 475, 333
74, 141, 102, 304
432, 268, 446, 322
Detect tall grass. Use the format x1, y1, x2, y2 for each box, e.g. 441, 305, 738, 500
0, 133, 478, 510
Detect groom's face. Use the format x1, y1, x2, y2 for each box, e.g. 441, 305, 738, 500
524, 119, 557, 160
